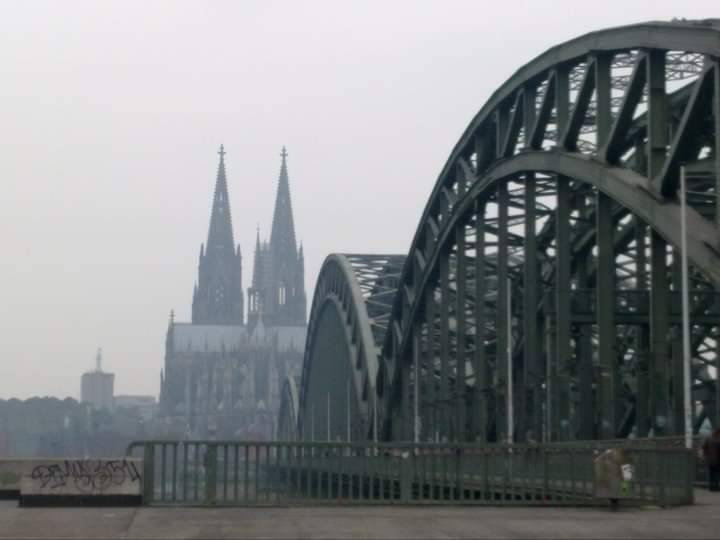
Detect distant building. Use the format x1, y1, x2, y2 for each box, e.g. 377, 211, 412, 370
80, 348, 114, 411
114, 395, 157, 422
159, 146, 307, 439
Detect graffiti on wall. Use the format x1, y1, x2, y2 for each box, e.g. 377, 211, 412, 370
29, 459, 140, 493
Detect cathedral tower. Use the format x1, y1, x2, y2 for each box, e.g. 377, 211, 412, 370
248, 147, 306, 327
192, 145, 244, 325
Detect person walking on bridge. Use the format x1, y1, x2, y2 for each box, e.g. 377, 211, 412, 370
702, 428, 720, 491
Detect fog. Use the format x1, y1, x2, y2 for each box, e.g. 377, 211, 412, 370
1, 0, 715, 399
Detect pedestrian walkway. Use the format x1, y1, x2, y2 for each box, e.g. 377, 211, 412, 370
1, 489, 719, 539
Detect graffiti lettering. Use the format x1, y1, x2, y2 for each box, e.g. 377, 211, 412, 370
30, 459, 140, 493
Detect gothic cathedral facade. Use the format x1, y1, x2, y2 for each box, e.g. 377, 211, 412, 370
159, 147, 306, 439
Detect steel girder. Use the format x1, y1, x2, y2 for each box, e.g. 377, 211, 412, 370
293, 19, 720, 443
296, 254, 405, 441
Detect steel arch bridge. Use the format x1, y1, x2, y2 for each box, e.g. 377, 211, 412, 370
281, 19, 720, 444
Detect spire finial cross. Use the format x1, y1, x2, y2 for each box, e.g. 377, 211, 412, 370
218, 144, 226, 159
280, 146, 288, 159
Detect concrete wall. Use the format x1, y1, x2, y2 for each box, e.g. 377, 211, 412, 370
20, 458, 142, 497
0, 460, 24, 495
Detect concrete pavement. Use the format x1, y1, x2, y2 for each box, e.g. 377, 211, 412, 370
1, 490, 718, 539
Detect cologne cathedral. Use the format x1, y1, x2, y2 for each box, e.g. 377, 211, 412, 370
159, 146, 306, 439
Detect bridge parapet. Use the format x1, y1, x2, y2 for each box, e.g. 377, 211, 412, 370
126, 439, 694, 507
1, 458, 142, 506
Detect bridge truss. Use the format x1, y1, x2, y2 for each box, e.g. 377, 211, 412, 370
282, 19, 720, 443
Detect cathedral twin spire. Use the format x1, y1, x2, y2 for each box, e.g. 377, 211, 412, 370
270, 147, 297, 262
206, 145, 236, 256
248, 147, 306, 328
193, 145, 306, 328
192, 145, 244, 325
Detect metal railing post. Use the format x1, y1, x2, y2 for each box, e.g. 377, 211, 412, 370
160, 443, 167, 502
688, 449, 695, 505
143, 443, 155, 505
542, 448, 549, 501
456, 447, 463, 502
658, 449, 666, 507
206, 444, 217, 505
172, 443, 178, 502
400, 450, 411, 503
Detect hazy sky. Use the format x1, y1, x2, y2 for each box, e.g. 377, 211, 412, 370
1, 1, 716, 399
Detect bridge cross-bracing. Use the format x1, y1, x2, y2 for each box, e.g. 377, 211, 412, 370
282, 19, 720, 444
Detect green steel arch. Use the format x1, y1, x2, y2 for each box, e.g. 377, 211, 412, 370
293, 19, 720, 443
295, 254, 405, 441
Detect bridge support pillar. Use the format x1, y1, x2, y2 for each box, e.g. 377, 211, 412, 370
425, 285, 437, 441
635, 222, 651, 438
713, 59, 720, 429
496, 181, 510, 442
143, 444, 155, 504
473, 200, 488, 442
649, 225, 671, 436
555, 175, 572, 440
524, 173, 540, 442
596, 191, 619, 438
456, 223, 468, 441
439, 253, 451, 441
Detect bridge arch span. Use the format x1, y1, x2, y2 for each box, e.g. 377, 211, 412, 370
296, 19, 720, 443
297, 254, 405, 441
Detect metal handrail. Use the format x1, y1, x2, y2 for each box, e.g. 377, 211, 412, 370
126, 439, 695, 508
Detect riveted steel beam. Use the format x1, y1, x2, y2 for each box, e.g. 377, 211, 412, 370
596, 192, 618, 438
603, 54, 648, 164
562, 58, 596, 150
425, 284, 437, 440
439, 253, 451, 441
650, 232, 670, 436
713, 58, 720, 226
502, 90, 525, 158
529, 74, 556, 149
657, 65, 716, 196
474, 200, 488, 442
497, 181, 510, 441
523, 173, 540, 440
456, 222, 468, 441
594, 52, 612, 148
635, 220, 651, 438
555, 175, 572, 439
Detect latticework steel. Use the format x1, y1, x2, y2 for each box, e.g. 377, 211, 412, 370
295, 255, 405, 441
281, 19, 720, 443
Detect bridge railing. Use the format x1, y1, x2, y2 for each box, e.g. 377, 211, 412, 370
126, 440, 694, 507
554, 436, 710, 486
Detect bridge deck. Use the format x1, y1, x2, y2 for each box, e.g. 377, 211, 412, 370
1, 490, 718, 539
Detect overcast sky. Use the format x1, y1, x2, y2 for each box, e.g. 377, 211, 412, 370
1, 0, 716, 400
